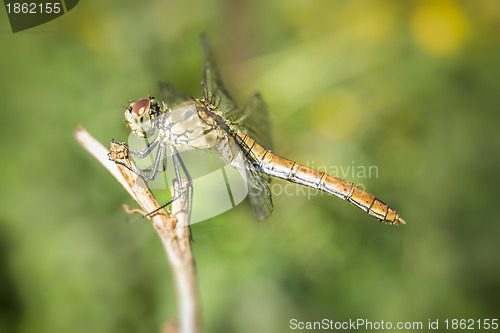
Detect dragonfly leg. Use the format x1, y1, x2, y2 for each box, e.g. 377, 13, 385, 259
142, 147, 193, 221
112, 142, 164, 181
173, 148, 193, 222
111, 138, 159, 158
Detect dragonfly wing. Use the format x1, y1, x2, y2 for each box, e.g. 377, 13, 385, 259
214, 132, 273, 221
244, 159, 274, 221
158, 81, 193, 109
200, 34, 238, 116
200, 36, 272, 149
229, 92, 272, 150
200, 35, 273, 220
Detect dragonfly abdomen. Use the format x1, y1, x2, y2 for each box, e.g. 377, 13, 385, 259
237, 133, 405, 225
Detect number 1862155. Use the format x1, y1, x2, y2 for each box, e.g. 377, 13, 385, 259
444, 319, 498, 330
5, 2, 62, 14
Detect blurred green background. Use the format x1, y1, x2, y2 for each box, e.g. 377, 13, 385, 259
1, 0, 499, 332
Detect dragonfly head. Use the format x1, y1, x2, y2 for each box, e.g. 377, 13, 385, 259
124, 96, 161, 138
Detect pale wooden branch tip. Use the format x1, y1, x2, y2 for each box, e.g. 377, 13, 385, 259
75, 126, 201, 333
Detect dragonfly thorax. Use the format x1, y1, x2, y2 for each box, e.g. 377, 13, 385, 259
124, 96, 161, 138
160, 101, 222, 150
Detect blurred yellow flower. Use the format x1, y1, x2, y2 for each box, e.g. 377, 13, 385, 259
412, 0, 469, 56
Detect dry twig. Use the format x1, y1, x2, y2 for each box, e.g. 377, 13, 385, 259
75, 126, 201, 333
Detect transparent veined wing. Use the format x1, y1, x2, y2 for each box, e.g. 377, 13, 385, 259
158, 81, 194, 109
200, 35, 272, 150
243, 158, 274, 221
200, 34, 238, 116
200, 34, 273, 220
229, 92, 273, 151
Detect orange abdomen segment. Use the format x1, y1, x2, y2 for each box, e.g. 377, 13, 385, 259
237, 133, 405, 225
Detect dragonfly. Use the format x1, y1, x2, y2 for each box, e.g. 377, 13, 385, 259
110, 35, 405, 226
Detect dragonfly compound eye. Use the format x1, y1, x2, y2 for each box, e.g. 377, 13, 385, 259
132, 98, 150, 116
124, 97, 156, 138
